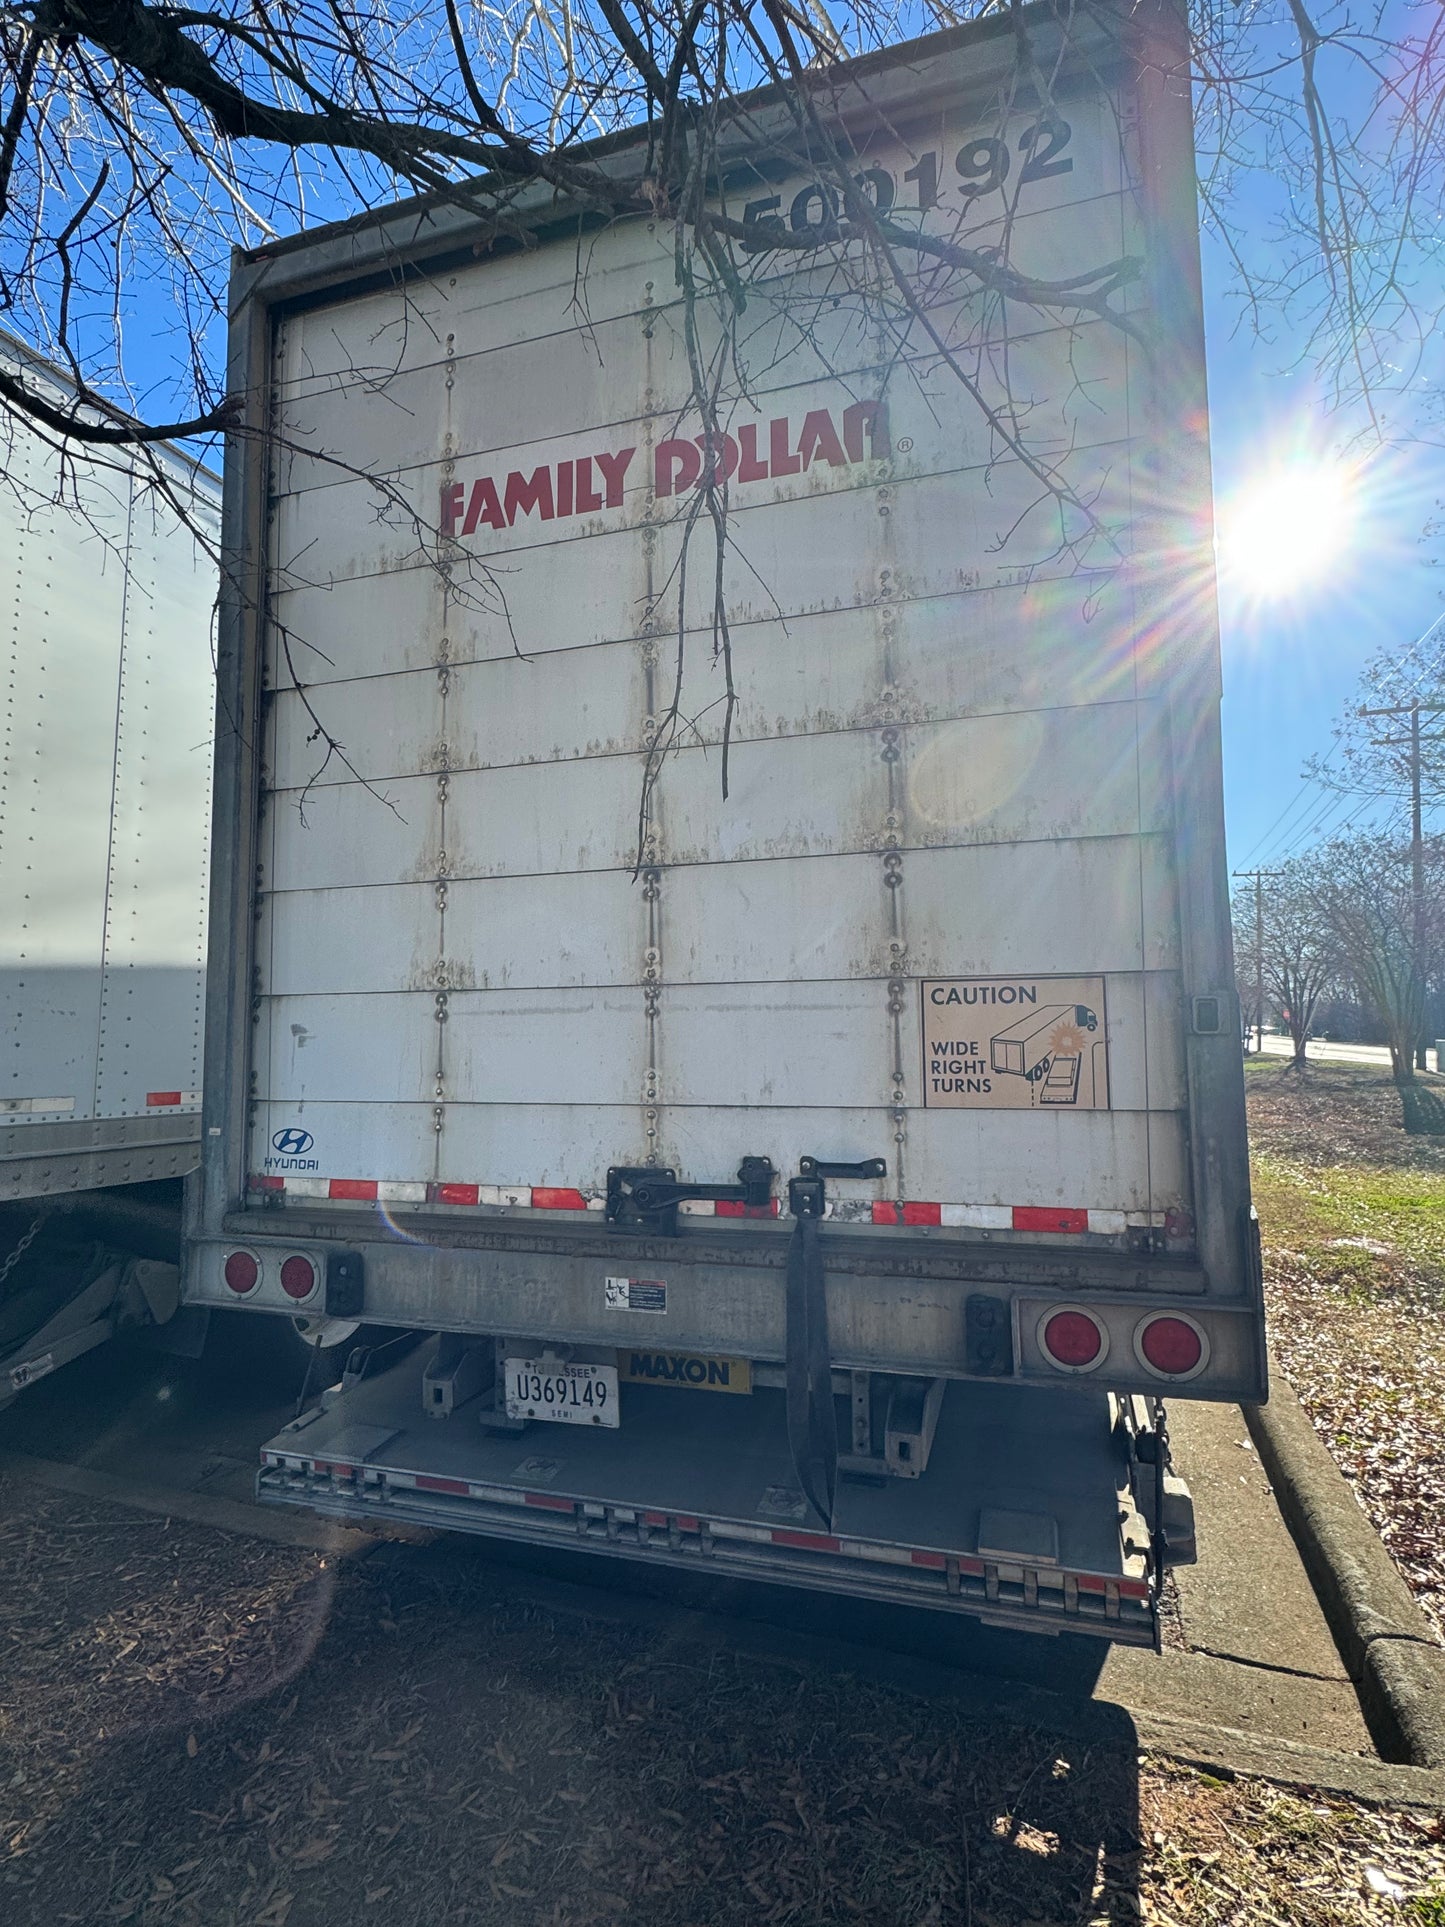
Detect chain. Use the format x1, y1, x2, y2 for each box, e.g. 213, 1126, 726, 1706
0, 1214, 46, 1290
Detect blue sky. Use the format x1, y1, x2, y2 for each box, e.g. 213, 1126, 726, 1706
1205, 287, 1442, 871
1191, 0, 1443, 873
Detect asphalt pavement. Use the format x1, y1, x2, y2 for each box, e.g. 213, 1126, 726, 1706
1255, 1035, 1445, 1069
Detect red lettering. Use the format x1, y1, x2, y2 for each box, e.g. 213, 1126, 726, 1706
769, 416, 801, 476
736, 423, 768, 483
843, 399, 888, 464
654, 439, 701, 498
504, 466, 555, 524
450, 410, 854, 540
595, 445, 635, 507
461, 476, 505, 534
575, 455, 603, 513
797, 408, 847, 469
694, 432, 739, 484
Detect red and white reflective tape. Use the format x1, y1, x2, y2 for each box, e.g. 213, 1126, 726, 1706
676, 1198, 781, 1219
261, 1449, 1150, 1602
146, 1090, 201, 1108
250, 1175, 607, 1208
247, 1173, 1162, 1235
862, 1202, 1155, 1235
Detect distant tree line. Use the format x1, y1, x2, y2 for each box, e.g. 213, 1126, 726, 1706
1235, 637, 1445, 1086
1231, 831, 1445, 1082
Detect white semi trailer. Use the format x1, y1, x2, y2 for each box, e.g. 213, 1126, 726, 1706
188, 1, 1263, 1644
0, 334, 219, 1400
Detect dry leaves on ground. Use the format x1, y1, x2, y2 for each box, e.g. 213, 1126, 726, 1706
1, 1479, 1442, 1927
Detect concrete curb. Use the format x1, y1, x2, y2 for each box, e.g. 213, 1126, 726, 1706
1244, 1375, 1445, 1769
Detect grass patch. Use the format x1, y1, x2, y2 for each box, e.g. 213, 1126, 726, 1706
1251, 1154, 1445, 1302
1248, 1064, 1445, 1640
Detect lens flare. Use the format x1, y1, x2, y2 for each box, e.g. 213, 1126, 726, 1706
376, 1200, 433, 1246
1218, 461, 1355, 601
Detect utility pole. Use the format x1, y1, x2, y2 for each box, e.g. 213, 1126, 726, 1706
1358, 698, 1445, 1070
1233, 868, 1282, 1053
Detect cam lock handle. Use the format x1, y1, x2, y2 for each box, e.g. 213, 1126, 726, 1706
798, 1157, 888, 1181
789, 1156, 888, 1217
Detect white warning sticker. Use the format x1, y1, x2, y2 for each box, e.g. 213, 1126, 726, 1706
603, 1276, 667, 1314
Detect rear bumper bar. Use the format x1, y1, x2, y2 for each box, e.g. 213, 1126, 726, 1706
195, 1210, 1266, 1402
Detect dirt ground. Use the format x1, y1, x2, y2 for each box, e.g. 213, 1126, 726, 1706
1, 1479, 1442, 1927
1246, 1062, 1445, 1640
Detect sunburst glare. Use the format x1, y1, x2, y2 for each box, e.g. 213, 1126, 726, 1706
1217, 460, 1356, 602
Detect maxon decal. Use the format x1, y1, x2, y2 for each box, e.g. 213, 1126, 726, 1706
620, 1351, 752, 1394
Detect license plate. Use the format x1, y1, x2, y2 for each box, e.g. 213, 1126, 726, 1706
504, 1360, 620, 1428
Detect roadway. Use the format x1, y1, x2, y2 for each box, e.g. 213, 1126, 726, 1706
1254, 1035, 1445, 1070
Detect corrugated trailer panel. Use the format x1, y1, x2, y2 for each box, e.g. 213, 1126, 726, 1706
0, 425, 126, 1129
253, 336, 1175, 1224
0, 342, 219, 1201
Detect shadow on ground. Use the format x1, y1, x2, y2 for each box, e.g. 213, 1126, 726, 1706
0, 1475, 1144, 1927
1398, 1079, 1445, 1137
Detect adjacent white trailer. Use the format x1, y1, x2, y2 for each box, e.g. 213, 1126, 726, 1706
0, 339, 219, 1204
190, 2, 1262, 1642
0, 335, 219, 1398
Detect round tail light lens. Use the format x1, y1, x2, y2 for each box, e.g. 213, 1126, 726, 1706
1137, 1314, 1206, 1377
1037, 1304, 1108, 1372
223, 1250, 259, 1295
280, 1254, 317, 1301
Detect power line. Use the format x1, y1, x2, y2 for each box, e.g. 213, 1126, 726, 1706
1264, 780, 1366, 864
1243, 752, 1338, 865
1241, 608, 1445, 867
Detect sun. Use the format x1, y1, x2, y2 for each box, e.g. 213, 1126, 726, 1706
1217, 461, 1355, 602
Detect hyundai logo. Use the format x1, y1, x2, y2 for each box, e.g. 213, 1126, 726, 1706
272, 1128, 314, 1156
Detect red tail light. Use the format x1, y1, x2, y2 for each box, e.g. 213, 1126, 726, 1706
223, 1250, 259, 1295
1037, 1304, 1108, 1372
280, 1254, 317, 1301
1135, 1313, 1207, 1378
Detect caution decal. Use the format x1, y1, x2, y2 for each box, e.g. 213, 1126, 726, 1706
920, 976, 1110, 1110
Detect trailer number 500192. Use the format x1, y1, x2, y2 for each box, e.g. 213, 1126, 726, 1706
742, 119, 1074, 234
